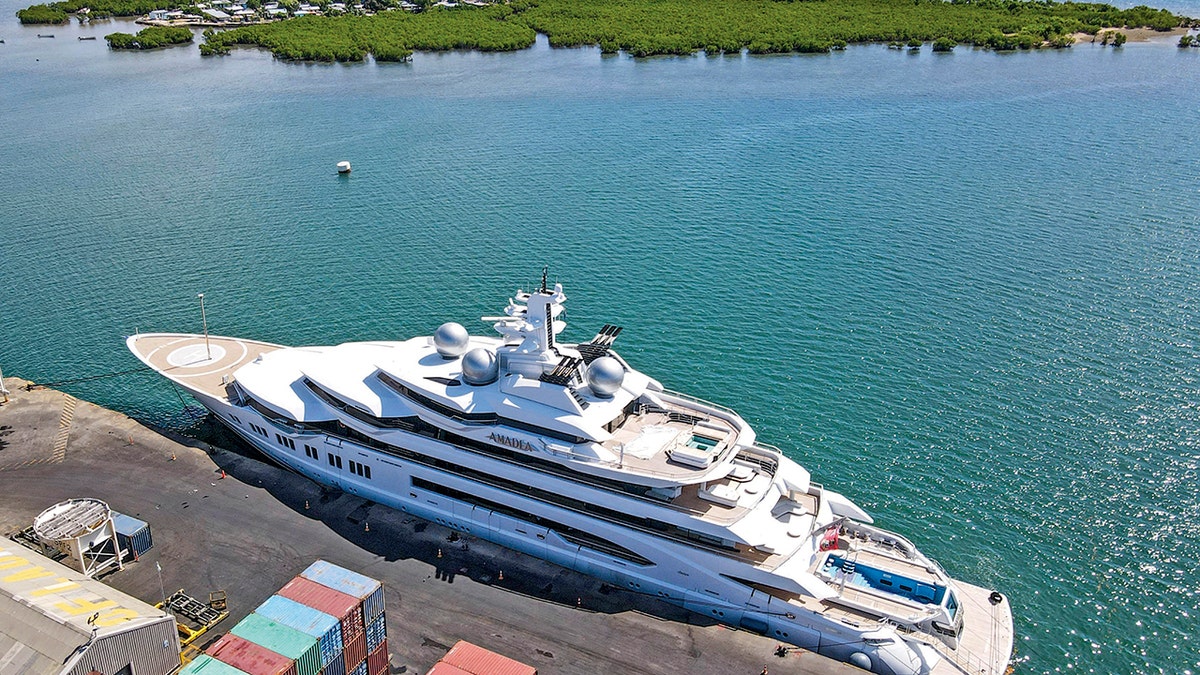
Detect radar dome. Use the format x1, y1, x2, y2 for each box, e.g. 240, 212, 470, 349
462, 348, 499, 385
434, 322, 469, 358
586, 356, 624, 398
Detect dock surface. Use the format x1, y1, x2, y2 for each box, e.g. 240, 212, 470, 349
0, 378, 865, 675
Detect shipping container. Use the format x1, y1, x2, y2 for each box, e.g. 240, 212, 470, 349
111, 511, 153, 561
278, 575, 364, 643
300, 560, 385, 623
366, 641, 387, 675
350, 661, 368, 675
323, 652, 347, 675
207, 632, 298, 675
231, 612, 323, 675
426, 664, 470, 675
435, 641, 537, 675
256, 595, 344, 667
343, 631, 367, 672
374, 663, 389, 675
365, 614, 385, 653
180, 655, 252, 675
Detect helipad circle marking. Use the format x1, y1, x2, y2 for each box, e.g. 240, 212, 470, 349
167, 344, 227, 368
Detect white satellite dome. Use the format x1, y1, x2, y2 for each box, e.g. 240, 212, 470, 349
462, 348, 499, 385
586, 356, 624, 398
434, 322, 469, 359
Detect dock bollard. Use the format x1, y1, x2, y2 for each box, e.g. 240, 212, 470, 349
305, 500, 310, 510
437, 548, 443, 558
364, 522, 370, 533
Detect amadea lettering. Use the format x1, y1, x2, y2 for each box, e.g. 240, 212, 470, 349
488, 432, 536, 452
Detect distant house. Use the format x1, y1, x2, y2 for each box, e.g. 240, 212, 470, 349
147, 8, 169, 19
202, 8, 231, 19
267, 8, 287, 15
330, 3, 345, 10
211, 0, 231, 6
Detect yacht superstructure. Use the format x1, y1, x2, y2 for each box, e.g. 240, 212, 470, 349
128, 277, 1013, 675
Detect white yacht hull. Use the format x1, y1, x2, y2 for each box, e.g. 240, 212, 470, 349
193, 389, 927, 675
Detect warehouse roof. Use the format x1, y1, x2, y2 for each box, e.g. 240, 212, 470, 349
0, 544, 171, 675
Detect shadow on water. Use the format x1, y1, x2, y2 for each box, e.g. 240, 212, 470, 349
163, 412, 715, 630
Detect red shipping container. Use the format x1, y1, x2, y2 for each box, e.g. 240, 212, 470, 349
343, 630, 367, 672
278, 575, 365, 641
435, 641, 537, 675
207, 633, 298, 675
367, 640, 388, 675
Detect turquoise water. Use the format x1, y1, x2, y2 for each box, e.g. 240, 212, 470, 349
2, 7, 1199, 673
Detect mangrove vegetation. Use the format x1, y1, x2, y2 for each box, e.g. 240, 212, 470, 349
18, 0, 1195, 58
105, 25, 194, 48
198, 0, 1192, 61
16, 4, 69, 23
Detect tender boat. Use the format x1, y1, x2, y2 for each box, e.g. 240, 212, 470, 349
128, 273, 1013, 675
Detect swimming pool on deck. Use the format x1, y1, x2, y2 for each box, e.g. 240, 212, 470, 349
822, 555, 959, 618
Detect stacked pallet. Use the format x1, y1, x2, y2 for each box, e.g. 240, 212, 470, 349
180, 560, 387, 675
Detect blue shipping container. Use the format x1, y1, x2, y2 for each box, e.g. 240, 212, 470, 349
362, 585, 385, 625
366, 614, 386, 653
301, 560, 381, 601
111, 511, 153, 560
256, 595, 344, 668
323, 652, 347, 675
351, 661, 368, 675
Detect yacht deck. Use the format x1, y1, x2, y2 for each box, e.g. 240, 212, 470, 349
129, 333, 282, 400
601, 403, 741, 481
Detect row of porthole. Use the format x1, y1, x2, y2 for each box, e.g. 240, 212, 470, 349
431, 516, 470, 534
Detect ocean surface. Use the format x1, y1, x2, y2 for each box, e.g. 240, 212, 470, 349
2, 3, 1199, 672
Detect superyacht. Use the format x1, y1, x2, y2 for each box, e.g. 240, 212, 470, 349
128, 275, 1013, 675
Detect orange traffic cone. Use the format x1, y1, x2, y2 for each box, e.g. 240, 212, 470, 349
219, 469, 226, 479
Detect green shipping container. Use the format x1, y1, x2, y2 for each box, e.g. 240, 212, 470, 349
180, 655, 252, 675
231, 612, 323, 675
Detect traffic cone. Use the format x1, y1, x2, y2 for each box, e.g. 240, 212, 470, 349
219, 469, 226, 479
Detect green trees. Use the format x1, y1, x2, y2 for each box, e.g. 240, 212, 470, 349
105, 25, 193, 48
16, 4, 68, 23
22, 0, 1193, 59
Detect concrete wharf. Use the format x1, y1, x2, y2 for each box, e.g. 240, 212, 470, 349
0, 377, 861, 675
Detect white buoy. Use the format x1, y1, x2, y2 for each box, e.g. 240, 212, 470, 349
337, 161, 352, 174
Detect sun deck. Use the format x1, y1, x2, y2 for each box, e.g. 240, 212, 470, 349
600, 400, 741, 480
128, 333, 283, 400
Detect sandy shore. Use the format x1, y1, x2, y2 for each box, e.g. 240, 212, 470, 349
1072, 26, 1190, 43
